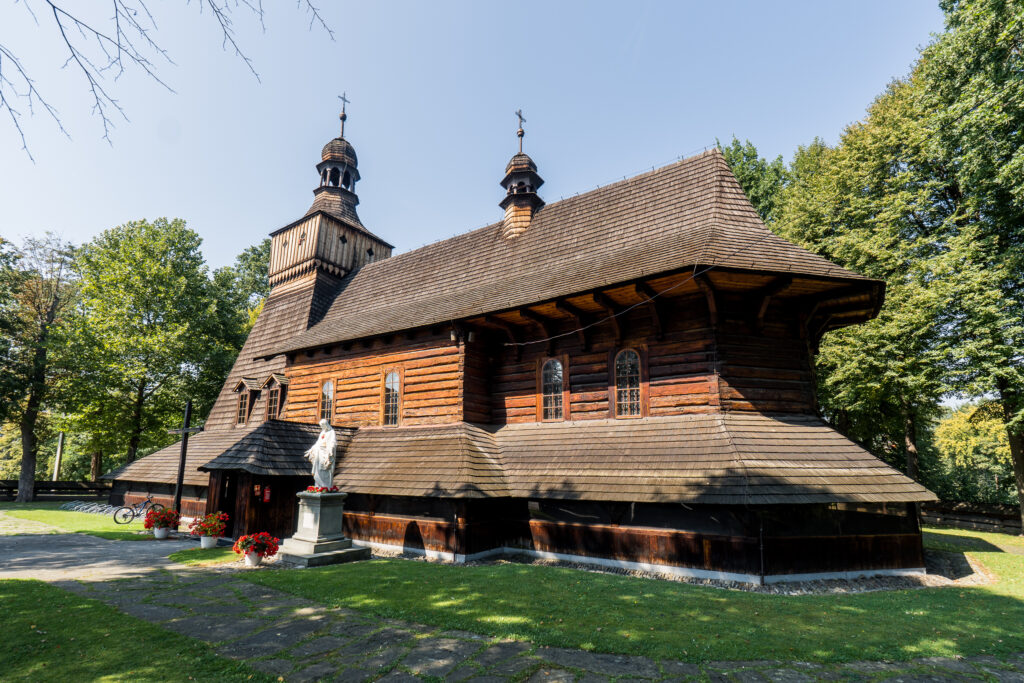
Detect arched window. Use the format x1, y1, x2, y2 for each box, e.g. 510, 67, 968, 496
383, 370, 400, 426
329, 167, 340, 187
615, 349, 642, 417
342, 170, 352, 189
319, 380, 334, 423
541, 359, 564, 421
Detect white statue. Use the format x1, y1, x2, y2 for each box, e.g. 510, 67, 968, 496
305, 419, 337, 489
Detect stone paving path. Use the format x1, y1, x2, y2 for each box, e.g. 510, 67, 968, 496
3, 521, 1024, 682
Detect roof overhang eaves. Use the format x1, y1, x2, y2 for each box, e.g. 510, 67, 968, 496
267, 264, 882, 358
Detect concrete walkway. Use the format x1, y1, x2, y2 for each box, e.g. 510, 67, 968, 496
2, 519, 1024, 682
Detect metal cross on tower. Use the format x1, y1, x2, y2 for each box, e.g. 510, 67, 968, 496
338, 92, 350, 136
515, 109, 526, 152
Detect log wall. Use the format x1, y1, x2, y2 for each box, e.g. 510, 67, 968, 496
488, 291, 815, 424
283, 330, 465, 427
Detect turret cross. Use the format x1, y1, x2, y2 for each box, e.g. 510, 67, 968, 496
515, 109, 526, 152
338, 92, 350, 136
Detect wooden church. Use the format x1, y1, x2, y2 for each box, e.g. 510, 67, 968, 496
108, 108, 935, 583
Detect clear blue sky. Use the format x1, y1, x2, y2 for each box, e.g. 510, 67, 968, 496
1, 1, 945, 269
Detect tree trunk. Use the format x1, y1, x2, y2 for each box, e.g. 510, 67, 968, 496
1008, 430, 1024, 535
995, 378, 1024, 533
90, 451, 102, 481
903, 408, 920, 481
126, 382, 146, 462
15, 342, 48, 503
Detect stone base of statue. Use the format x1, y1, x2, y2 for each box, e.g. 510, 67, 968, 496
279, 492, 370, 568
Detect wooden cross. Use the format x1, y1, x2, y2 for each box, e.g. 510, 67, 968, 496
515, 109, 526, 151
168, 400, 202, 517
338, 92, 350, 136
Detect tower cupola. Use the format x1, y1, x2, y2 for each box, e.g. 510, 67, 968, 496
499, 110, 544, 239
310, 94, 363, 227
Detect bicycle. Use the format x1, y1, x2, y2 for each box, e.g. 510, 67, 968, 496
113, 495, 165, 524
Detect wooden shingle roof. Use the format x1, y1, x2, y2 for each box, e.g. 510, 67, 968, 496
204, 274, 337, 431
495, 413, 934, 504
330, 414, 934, 505
102, 427, 257, 487
277, 149, 869, 354
198, 420, 326, 477
334, 423, 509, 498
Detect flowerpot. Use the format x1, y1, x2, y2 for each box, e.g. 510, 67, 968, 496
153, 527, 170, 540
244, 552, 262, 567
200, 536, 218, 550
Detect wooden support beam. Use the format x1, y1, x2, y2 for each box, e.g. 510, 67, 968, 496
798, 300, 822, 340
485, 315, 523, 360
753, 276, 793, 333
810, 313, 838, 350
592, 291, 622, 344
554, 299, 590, 351
519, 308, 556, 355
695, 275, 718, 329
635, 281, 665, 340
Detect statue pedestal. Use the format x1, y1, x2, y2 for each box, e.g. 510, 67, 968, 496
279, 492, 369, 568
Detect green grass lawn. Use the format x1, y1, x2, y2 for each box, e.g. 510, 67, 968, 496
242, 526, 1024, 664
0, 579, 272, 682
167, 546, 239, 566
0, 501, 153, 541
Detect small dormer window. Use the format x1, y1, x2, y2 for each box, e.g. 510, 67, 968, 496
339, 234, 347, 245
266, 385, 282, 420
366, 248, 374, 258
236, 392, 249, 425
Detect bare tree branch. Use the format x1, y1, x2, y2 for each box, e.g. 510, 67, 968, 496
2, 1, 332, 158
0, 43, 68, 162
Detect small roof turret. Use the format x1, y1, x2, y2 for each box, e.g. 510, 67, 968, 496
499, 110, 545, 239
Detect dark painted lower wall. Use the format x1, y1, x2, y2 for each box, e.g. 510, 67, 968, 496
110, 478, 925, 580
341, 495, 925, 579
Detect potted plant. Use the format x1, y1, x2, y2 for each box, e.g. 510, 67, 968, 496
306, 485, 340, 493
233, 532, 280, 567
188, 511, 229, 549
144, 508, 180, 539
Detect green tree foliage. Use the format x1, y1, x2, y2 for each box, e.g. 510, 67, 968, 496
0, 238, 27, 424
773, 80, 953, 479
232, 238, 271, 307
718, 137, 789, 223
927, 402, 1017, 504
0, 235, 78, 500
918, 0, 1024, 523
213, 237, 270, 337
59, 219, 239, 467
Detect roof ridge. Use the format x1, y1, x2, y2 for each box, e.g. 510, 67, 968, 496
358, 150, 719, 267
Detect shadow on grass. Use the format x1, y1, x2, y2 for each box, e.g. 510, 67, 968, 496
2, 579, 271, 682
924, 531, 1005, 553
243, 553, 1024, 664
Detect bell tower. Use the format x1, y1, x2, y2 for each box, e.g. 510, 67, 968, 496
267, 98, 393, 291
